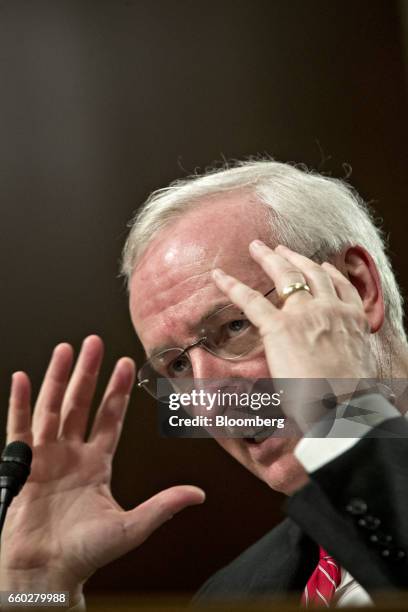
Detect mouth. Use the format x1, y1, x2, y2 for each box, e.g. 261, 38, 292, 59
243, 418, 302, 454
244, 427, 275, 444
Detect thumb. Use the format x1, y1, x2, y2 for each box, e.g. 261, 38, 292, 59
121, 485, 205, 550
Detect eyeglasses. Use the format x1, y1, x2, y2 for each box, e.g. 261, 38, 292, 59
137, 287, 278, 399
137, 248, 324, 400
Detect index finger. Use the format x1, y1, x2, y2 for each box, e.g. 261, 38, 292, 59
212, 268, 276, 336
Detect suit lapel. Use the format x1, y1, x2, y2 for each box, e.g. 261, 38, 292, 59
251, 518, 318, 594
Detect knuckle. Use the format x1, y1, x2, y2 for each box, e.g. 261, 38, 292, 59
260, 312, 284, 337
335, 272, 352, 288
315, 298, 336, 315
321, 260, 338, 271
283, 267, 305, 277
303, 258, 320, 270
336, 303, 369, 332
245, 289, 263, 305
322, 263, 347, 282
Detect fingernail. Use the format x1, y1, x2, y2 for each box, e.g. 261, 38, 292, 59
53, 342, 69, 355
212, 268, 226, 280
250, 239, 265, 250
81, 337, 103, 374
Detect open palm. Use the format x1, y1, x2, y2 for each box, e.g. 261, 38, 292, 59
1, 337, 204, 598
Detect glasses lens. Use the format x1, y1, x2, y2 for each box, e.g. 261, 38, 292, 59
138, 289, 278, 398
138, 348, 194, 399
203, 302, 267, 358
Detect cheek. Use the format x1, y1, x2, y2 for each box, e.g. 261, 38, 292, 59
230, 354, 270, 378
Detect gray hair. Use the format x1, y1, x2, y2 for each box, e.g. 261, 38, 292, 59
121, 159, 407, 371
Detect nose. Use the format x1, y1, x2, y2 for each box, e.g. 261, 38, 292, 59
189, 345, 270, 380
189, 345, 238, 380
187, 347, 269, 437
187, 347, 246, 422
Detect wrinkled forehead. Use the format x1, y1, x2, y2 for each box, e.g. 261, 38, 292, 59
134, 192, 268, 270
128, 193, 272, 348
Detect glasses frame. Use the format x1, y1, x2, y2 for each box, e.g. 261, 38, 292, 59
136, 247, 324, 399
136, 287, 276, 396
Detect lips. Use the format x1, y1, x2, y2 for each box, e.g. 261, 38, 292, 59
244, 417, 302, 448
245, 428, 272, 444
243, 434, 290, 466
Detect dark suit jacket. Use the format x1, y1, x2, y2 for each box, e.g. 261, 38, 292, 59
193, 413, 408, 604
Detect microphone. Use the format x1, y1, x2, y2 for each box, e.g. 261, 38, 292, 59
0, 441, 32, 536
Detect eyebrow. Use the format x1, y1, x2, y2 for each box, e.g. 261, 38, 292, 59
145, 298, 235, 358
145, 287, 278, 359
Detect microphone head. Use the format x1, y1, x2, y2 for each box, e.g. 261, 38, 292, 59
1, 441, 32, 468
0, 441, 32, 495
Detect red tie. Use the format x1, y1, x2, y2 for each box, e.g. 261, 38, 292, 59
301, 546, 341, 607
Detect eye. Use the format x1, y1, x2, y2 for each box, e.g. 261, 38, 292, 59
225, 318, 251, 336
168, 354, 192, 377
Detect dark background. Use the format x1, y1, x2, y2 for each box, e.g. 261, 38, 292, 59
1, 0, 407, 595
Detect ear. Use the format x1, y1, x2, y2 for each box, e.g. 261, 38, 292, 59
331, 246, 385, 333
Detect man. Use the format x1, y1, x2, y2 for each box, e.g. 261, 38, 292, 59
1, 160, 408, 608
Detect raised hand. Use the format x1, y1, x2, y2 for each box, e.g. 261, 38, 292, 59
211, 242, 378, 430
0, 336, 205, 604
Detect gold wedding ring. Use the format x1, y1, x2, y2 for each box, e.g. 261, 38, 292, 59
279, 282, 312, 304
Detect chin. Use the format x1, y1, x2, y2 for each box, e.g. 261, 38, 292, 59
259, 450, 308, 495
217, 435, 307, 496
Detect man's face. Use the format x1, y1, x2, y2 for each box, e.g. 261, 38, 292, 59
129, 191, 304, 494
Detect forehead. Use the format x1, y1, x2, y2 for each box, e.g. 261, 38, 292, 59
128, 191, 271, 354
